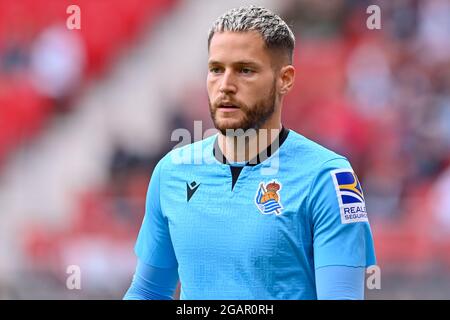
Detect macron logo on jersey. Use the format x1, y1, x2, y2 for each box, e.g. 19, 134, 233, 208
186, 181, 200, 202
331, 169, 368, 224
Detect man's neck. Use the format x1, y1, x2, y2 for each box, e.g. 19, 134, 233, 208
218, 124, 283, 164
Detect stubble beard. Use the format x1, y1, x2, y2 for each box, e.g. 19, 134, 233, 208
208, 81, 277, 137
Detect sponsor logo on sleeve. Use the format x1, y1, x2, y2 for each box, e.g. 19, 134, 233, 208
331, 169, 368, 224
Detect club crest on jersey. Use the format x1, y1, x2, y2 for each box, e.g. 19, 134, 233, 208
255, 181, 283, 215
331, 169, 368, 224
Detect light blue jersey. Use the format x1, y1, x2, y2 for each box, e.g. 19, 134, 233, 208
134, 129, 376, 299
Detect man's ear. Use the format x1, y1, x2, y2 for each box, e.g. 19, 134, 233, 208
278, 65, 295, 95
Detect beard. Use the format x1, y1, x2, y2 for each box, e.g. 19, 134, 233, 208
208, 81, 277, 136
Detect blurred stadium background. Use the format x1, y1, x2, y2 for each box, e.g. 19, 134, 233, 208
0, 0, 449, 299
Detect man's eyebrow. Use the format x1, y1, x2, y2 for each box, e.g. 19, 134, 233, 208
208, 60, 222, 66
208, 60, 260, 67
234, 61, 260, 66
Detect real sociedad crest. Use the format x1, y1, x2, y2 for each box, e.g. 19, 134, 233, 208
255, 180, 283, 215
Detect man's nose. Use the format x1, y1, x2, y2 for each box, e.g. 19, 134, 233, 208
219, 70, 237, 94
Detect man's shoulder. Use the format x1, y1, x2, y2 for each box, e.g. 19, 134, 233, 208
285, 129, 350, 169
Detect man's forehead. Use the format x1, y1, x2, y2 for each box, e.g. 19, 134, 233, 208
209, 30, 265, 49
208, 31, 270, 64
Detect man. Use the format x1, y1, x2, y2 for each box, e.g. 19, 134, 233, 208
124, 5, 376, 300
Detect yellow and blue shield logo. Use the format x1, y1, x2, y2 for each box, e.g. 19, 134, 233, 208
254, 180, 283, 215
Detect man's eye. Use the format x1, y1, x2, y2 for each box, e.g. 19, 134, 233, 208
210, 67, 222, 73
240, 68, 253, 74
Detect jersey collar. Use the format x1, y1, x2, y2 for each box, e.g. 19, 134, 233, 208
212, 126, 290, 166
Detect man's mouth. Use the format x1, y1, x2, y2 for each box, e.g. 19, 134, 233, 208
217, 103, 240, 111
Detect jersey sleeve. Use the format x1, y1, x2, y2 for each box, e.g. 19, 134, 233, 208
308, 157, 376, 269
134, 159, 178, 268
315, 265, 365, 300
123, 259, 179, 300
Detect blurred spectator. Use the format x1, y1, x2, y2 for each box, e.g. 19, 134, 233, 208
431, 165, 450, 234
29, 24, 86, 101
346, 39, 393, 118
417, 0, 450, 64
